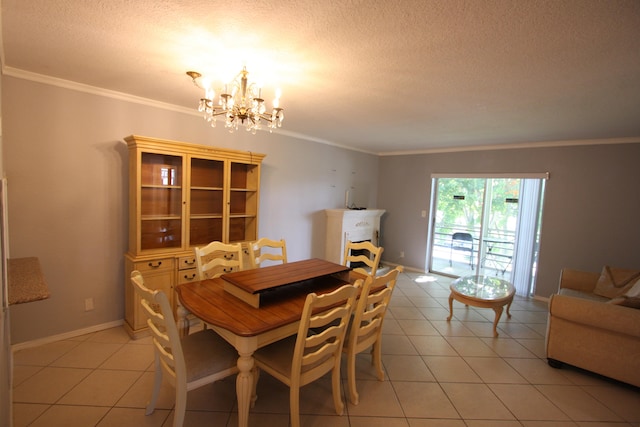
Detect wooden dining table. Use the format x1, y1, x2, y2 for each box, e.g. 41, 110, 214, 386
175, 258, 365, 427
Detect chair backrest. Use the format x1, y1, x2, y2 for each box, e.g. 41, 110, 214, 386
343, 240, 384, 277
194, 241, 244, 280
130, 270, 185, 386
248, 237, 287, 268
347, 266, 403, 353
292, 283, 358, 384
452, 232, 473, 249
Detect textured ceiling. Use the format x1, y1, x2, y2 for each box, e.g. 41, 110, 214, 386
2, 0, 640, 154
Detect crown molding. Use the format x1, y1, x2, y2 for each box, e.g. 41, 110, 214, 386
3, 66, 194, 115
377, 136, 640, 156
4, 66, 637, 157
2, 65, 377, 152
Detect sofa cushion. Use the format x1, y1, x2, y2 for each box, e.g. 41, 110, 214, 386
593, 266, 640, 299
559, 288, 610, 302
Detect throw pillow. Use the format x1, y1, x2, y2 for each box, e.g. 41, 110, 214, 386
624, 277, 640, 298
608, 296, 640, 309
593, 266, 640, 299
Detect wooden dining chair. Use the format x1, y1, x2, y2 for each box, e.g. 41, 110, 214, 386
248, 237, 287, 268
194, 241, 244, 280
130, 270, 239, 427
252, 283, 359, 427
343, 265, 403, 405
343, 240, 384, 278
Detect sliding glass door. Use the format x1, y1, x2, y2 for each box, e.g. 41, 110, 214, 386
428, 175, 546, 296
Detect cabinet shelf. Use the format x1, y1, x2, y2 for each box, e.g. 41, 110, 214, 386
141, 184, 182, 190
191, 186, 224, 191
141, 215, 182, 220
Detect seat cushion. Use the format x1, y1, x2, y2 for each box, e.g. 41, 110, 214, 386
253, 336, 297, 379
558, 288, 609, 302
182, 329, 238, 382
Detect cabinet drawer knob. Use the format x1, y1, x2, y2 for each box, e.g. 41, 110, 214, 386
184, 259, 195, 266
184, 273, 196, 280
148, 261, 162, 268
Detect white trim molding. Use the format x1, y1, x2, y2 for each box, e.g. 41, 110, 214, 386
11, 319, 124, 352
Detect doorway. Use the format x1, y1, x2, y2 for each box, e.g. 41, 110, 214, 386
427, 174, 547, 296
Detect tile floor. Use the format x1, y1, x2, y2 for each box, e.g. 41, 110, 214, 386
12, 271, 640, 427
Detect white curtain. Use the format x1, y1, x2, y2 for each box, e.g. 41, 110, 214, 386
512, 179, 544, 296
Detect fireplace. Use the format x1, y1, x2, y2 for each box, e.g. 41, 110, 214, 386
325, 209, 385, 266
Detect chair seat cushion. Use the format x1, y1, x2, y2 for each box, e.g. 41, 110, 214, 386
253, 336, 297, 378
182, 329, 238, 382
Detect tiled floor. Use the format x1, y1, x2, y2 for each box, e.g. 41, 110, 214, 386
12, 271, 640, 427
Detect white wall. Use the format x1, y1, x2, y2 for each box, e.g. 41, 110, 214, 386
2, 75, 379, 344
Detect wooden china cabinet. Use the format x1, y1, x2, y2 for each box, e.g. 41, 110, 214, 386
123, 135, 265, 338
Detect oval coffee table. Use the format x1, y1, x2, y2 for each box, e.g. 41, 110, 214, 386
446, 275, 515, 336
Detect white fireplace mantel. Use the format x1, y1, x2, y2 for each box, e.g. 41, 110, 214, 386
325, 209, 385, 265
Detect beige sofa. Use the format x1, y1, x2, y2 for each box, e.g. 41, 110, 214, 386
546, 268, 640, 387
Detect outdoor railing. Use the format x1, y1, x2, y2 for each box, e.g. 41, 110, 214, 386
433, 224, 515, 274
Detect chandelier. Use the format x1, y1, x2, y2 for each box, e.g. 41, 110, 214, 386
186, 67, 284, 134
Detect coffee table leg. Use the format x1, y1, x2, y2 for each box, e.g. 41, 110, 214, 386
447, 293, 454, 321
506, 297, 513, 318
492, 305, 504, 337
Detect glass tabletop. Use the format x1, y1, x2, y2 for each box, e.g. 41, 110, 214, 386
451, 275, 514, 301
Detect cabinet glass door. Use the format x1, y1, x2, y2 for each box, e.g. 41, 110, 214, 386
140, 153, 183, 251
228, 162, 259, 242
188, 157, 224, 246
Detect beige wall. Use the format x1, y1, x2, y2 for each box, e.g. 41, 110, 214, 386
3, 75, 379, 344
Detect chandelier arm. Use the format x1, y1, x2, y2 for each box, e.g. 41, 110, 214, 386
257, 113, 273, 123
209, 110, 229, 118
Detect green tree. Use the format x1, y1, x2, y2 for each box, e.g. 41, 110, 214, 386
435, 178, 520, 240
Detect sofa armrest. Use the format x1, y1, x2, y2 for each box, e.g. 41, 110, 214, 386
558, 268, 600, 293
549, 293, 640, 337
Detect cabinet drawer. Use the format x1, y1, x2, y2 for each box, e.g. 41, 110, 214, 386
177, 268, 199, 283
178, 255, 197, 270
133, 257, 175, 272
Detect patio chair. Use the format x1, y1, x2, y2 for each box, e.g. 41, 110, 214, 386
449, 232, 474, 269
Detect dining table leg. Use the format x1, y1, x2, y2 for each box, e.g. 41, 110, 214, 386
175, 305, 190, 337
234, 337, 258, 427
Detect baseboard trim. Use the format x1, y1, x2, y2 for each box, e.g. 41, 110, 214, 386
11, 319, 124, 352
383, 261, 425, 274
532, 294, 550, 303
